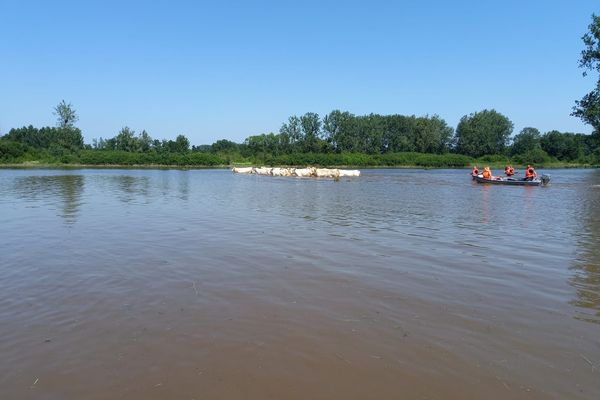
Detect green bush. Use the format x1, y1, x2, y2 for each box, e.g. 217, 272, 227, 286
264, 152, 378, 167
511, 148, 555, 165
379, 152, 472, 167
76, 150, 226, 166
476, 154, 511, 164
0, 140, 38, 162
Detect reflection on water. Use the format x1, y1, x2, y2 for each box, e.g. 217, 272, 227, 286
177, 170, 189, 201
96, 174, 151, 204
7, 172, 193, 223
13, 174, 85, 224
571, 170, 600, 324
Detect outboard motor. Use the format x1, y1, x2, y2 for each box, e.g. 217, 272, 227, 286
541, 175, 550, 186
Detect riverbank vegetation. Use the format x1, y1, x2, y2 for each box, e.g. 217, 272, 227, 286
2, 15, 600, 169
1, 108, 598, 168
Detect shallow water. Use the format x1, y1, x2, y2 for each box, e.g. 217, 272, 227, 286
0, 168, 598, 399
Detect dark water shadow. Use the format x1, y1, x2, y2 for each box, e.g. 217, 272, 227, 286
89, 172, 192, 205
13, 175, 85, 224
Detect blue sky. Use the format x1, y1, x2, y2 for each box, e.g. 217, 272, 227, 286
0, 0, 598, 145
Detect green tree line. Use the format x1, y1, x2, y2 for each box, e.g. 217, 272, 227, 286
2, 14, 600, 167
2, 108, 598, 166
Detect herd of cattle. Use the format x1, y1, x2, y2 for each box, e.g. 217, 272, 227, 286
232, 166, 361, 178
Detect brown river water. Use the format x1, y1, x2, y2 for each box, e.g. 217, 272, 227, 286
0, 168, 598, 399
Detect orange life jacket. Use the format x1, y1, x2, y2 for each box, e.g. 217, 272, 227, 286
482, 169, 491, 179
525, 167, 535, 179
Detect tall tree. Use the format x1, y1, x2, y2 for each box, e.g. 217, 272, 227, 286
114, 127, 137, 152
455, 110, 513, 157
413, 115, 454, 154
279, 116, 302, 145
53, 100, 79, 129
383, 115, 417, 153
323, 110, 357, 152
572, 14, 600, 133
211, 139, 238, 153
300, 112, 321, 152
138, 130, 152, 152
511, 127, 541, 155
541, 130, 587, 161
174, 134, 190, 153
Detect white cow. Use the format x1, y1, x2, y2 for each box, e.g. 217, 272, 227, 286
271, 167, 284, 176
315, 168, 340, 178
271, 167, 294, 176
339, 169, 361, 177
254, 167, 272, 175
232, 167, 253, 174
294, 167, 315, 177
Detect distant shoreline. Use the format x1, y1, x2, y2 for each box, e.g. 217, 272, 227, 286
0, 162, 597, 170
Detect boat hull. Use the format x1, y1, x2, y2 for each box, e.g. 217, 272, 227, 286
473, 175, 547, 186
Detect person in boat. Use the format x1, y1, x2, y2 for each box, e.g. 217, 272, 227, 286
482, 166, 492, 180
524, 165, 537, 181
471, 166, 479, 177
504, 165, 515, 176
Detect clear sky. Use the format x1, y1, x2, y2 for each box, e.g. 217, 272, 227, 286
0, 0, 598, 145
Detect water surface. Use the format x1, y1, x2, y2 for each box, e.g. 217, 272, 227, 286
0, 168, 599, 399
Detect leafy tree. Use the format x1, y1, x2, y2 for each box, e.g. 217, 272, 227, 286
357, 114, 385, 154
192, 144, 211, 152
572, 14, 600, 132
511, 127, 541, 155
173, 134, 190, 153
540, 130, 589, 161
211, 139, 238, 153
279, 116, 302, 146
114, 127, 137, 152
0, 139, 35, 161
4, 125, 83, 150
413, 115, 454, 154
330, 111, 361, 152
383, 115, 417, 153
152, 139, 163, 152
245, 133, 281, 157
54, 127, 84, 150
138, 130, 152, 152
455, 109, 513, 157
323, 110, 354, 151
300, 112, 321, 152
53, 100, 79, 129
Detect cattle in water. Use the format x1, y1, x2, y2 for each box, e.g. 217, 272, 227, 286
232, 167, 253, 174
232, 166, 359, 178
315, 168, 340, 178
253, 167, 272, 175
271, 167, 294, 176
294, 167, 315, 177
339, 169, 360, 177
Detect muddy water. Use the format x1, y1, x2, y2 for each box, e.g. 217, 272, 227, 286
0, 168, 598, 399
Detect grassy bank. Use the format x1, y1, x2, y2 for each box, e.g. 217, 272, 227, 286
1, 150, 598, 169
